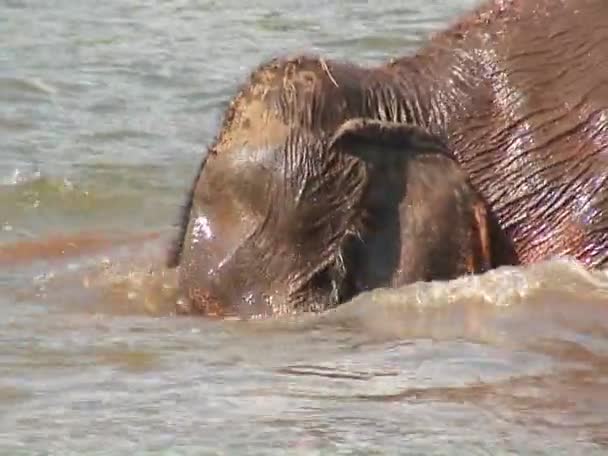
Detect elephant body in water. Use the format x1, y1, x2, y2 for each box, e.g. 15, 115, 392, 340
169, 0, 608, 317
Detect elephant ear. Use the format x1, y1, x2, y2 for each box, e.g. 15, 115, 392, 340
328, 118, 448, 162
328, 118, 493, 279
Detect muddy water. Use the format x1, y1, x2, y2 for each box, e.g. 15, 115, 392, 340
1, 0, 608, 454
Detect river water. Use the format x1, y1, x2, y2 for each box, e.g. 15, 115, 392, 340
1, 0, 608, 454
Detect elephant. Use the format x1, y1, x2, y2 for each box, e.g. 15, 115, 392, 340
170, 120, 493, 316
167, 0, 608, 317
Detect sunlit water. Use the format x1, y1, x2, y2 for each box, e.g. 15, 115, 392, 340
1, 0, 608, 454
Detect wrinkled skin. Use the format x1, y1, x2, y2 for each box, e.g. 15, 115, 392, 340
168, 0, 608, 317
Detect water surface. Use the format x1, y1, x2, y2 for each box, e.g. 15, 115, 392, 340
2, 0, 608, 454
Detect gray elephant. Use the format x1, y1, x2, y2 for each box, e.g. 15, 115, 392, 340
168, 0, 608, 317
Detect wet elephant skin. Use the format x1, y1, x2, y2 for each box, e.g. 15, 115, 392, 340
169, 0, 608, 317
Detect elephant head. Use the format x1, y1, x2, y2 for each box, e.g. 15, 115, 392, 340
167, 57, 492, 318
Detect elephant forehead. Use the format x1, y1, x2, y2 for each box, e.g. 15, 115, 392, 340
213, 56, 362, 155
217, 97, 290, 153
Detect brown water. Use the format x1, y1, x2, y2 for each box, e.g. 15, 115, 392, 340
1, 0, 608, 454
